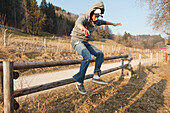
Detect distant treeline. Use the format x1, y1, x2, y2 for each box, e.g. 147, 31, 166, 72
0, 0, 75, 36
113, 32, 165, 49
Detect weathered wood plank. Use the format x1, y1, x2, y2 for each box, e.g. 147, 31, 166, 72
0, 71, 3, 102
0, 55, 129, 71
3, 62, 14, 113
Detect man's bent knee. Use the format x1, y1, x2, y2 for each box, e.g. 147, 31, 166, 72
97, 52, 104, 58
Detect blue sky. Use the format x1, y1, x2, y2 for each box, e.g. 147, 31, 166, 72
37, 0, 166, 37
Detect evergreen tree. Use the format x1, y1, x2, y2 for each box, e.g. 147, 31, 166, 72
26, 0, 32, 9
40, 0, 48, 32
40, 0, 48, 14
0, 0, 75, 36
29, 0, 45, 35
0, 0, 23, 28
121, 32, 132, 47
21, 0, 30, 33
47, 3, 57, 33
35, 10, 46, 35
122, 32, 128, 41
29, 0, 38, 34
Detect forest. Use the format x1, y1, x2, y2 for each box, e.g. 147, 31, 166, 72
0, 0, 76, 36
0, 0, 166, 49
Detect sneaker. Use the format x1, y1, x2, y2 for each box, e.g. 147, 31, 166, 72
92, 78, 108, 85
76, 84, 87, 94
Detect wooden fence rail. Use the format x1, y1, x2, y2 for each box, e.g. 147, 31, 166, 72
0, 54, 129, 71
14, 64, 129, 98
0, 54, 132, 113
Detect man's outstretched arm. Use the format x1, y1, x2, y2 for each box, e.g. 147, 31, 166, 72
106, 21, 122, 26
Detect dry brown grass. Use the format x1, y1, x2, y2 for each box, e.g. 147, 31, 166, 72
6, 63, 168, 113
0, 31, 158, 76
0, 31, 168, 113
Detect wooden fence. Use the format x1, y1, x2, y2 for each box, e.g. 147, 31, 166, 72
0, 54, 132, 113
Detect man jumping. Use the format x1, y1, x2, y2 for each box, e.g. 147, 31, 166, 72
71, 0, 122, 94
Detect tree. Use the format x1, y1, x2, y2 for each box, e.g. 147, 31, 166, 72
35, 10, 46, 35
1, 0, 75, 36
29, 0, 38, 34
121, 32, 132, 47
21, 0, 30, 33
140, 0, 169, 34
0, 0, 23, 28
0, 14, 6, 36
40, 0, 48, 32
122, 32, 128, 41
104, 25, 110, 39
29, 0, 45, 35
40, 0, 48, 14
114, 34, 122, 43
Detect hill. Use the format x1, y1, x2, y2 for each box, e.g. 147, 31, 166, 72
132, 35, 165, 49
0, 0, 77, 36
114, 32, 165, 49
54, 6, 78, 21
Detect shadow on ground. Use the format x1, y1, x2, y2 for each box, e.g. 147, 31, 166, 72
89, 64, 166, 113
15, 64, 167, 113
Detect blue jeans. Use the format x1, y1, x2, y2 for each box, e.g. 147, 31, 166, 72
71, 40, 104, 83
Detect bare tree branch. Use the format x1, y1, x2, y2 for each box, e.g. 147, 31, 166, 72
139, 0, 170, 35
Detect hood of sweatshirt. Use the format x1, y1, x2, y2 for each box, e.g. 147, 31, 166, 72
70, 0, 105, 42
85, 0, 105, 18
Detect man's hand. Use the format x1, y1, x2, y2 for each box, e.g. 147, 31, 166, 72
106, 22, 122, 26
115, 23, 122, 26
81, 27, 90, 37
77, 23, 90, 37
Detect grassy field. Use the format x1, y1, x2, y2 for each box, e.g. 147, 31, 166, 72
0, 30, 158, 76
0, 30, 169, 113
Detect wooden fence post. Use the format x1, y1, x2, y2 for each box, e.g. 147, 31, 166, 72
156, 52, 159, 64
112, 46, 113, 54
3, 61, 14, 113
150, 53, 153, 64
120, 58, 124, 76
4, 29, 7, 48
44, 38, 47, 51
165, 52, 167, 62
101, 45, 103, 52
119, 47, 121, 54
70, 45, 73, 52
126, 54, 132, 78
0, 70, 3, 102
139, 54, 142, 64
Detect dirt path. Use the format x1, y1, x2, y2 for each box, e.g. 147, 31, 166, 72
14, 58, 157, 91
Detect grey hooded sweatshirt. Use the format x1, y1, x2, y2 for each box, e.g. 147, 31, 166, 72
71, 0, 106, 42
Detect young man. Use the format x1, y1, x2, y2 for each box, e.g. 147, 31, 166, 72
71, 0, 122, 94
